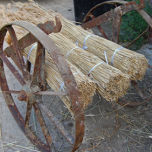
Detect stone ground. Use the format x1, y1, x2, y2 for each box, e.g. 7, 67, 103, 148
0, 0, 152, 152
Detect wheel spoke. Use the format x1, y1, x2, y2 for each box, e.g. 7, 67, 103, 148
0, 52, 26, 85
89, 14, 109, 39
33, 102, 52, 146
34, 90, 67, 96
112, 9, 122, 43
7, 26, 30, 80
72, 111, 85, 152
97, 25, 108, 39
40, 104, 74, 145
1, 90, 21, 94
31, 43, 46, 90
25, 100, 33, 127
38, 45, 46, 90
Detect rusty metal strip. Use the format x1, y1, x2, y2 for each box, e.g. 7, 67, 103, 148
38, 17, 62, 34
138, 0, 145, 9
25, 101, 33, 127
40, 103, 74, 145
31, 42, 46, 91
7, 26, 26, 74
33, 102, 52, 148
97, 25, 108, 39
126, 26, 149, 48
0, 52, 26, 85
83, 0, 128, 23
72, 113, 84, 152
34, 90, 67, 96
38, 46, 46, 91
82, 1, 137, 29
90, 14, 108, 39
137, 9, 152, 28
8, 52, 23, 71
5, 32, 37, 58
1, 90, 21, 94
7, 26, 31, 81
112, 7, 122, 43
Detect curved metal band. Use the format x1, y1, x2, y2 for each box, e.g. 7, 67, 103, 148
83, 0, 128, 23
82, 0, 138, 29
0, 21, 85, 152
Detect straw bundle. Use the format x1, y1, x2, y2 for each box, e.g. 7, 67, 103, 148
0, 2, 129, 101
0, 2, 96, 110
47, 33, 130, 101
23, 44, 96, 111
47, 13, 148, 81
1, 1, 148, 80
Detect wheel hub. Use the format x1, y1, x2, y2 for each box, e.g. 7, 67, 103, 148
18, 83, 40, 102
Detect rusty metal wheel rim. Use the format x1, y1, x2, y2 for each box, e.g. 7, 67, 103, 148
0, 21, 85, 152
82, 0, 128, 43
82, 0, 151, 44
83, 0, 127, 23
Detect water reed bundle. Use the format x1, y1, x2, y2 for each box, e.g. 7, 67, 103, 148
3, 0, 130, 101
24, 45, 96, 111
47, 12, 148, 81
0, 1, 134, 101
48, 33, 130, 101
0, 2, 148, 80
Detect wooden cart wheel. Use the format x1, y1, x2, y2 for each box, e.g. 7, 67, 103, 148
0, 21, 85, 152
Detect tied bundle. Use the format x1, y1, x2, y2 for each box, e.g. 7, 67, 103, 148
24, 44, 96, 111
1, 1, 130, 101
48, 33, 130, 101
47, 12, 148, 81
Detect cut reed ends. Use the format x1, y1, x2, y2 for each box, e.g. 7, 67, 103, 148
24, 45, 96, 111
48, 33, 130, 101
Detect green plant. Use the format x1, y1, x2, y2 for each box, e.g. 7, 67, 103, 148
119, 0, 152, 50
